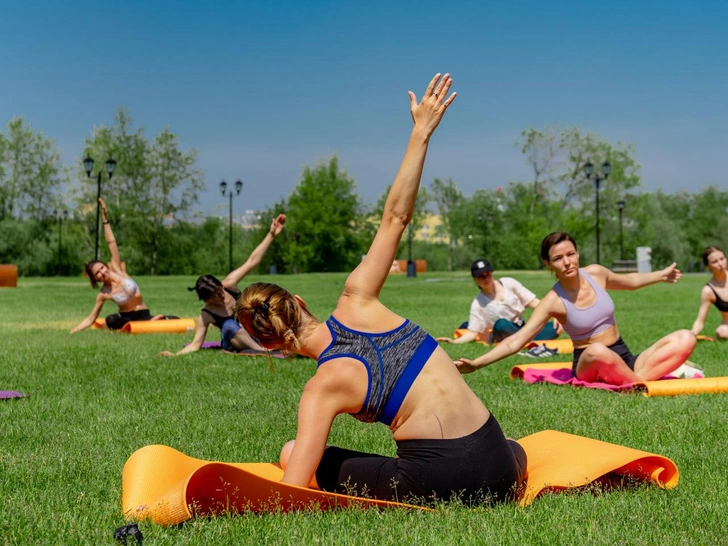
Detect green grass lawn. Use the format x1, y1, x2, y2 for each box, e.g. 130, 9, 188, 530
1, 271, 727, 545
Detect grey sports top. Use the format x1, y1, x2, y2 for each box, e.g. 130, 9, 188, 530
317, 315, 438, 426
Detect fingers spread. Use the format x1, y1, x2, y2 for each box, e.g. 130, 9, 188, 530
424, 73, 441, 98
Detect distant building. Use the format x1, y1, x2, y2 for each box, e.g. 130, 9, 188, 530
413, 213, 449, 244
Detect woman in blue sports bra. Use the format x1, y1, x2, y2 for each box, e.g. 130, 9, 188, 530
456, 232, 699, 385
236, 74, 526, 505
691, 246, 728, 340
160, 214, 286, 356
71, 198, 163, 333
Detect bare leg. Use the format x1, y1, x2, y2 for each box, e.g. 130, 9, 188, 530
230, 328, 265, 351
716, 324, 728, 340
576, 342, 642, 384
280, 440, 320, 489
633, 330, 697, 381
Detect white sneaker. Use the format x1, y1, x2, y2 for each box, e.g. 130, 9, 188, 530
671, 363, 704, 379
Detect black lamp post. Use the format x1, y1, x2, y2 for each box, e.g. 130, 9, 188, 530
54, 209, 68, 276
407, 224, 416, 277
617, 199, 626, 260
584, 161, 611, 264
83, 156, 116, 260
220, 179, 243, 273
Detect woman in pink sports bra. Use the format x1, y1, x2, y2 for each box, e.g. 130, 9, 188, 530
456, 232, 698, 385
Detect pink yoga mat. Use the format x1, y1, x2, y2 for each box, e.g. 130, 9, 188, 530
1, 390, 28, 400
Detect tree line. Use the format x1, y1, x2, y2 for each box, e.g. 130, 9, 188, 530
1, 111, 726, 276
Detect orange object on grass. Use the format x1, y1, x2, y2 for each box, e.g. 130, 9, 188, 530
122, 431, 678, 525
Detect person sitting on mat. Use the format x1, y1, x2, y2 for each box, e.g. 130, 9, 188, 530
691, 245, 728, 340
455, 231, 700, 384
160, 214, 287, 356
436, 258, 562, 344
71, 198, 168, 333
236, 74, 526, 505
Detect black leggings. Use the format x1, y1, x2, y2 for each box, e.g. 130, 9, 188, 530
105, 309, 153, 330
315, 414, 527, 505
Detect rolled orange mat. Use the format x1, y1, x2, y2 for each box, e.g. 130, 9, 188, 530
122, 430, 678, 525
120, 318, 196, 334
639, 376, 728, 397
452, 329, 573, 353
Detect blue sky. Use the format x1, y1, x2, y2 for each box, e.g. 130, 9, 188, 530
2, 0, 727, 217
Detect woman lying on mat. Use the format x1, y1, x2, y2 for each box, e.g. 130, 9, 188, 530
436, 258, 562, 344
456, 232, 699, 384
71, 198, 167, 333
690, 246, 728, 340
160, 214, 287, 356
236, 74, 526, 505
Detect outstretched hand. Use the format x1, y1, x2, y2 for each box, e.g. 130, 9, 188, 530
408, 73, 457, 138
454, 358, 478, 374
270, 214, 287, 237
661, 262, 682, 283
98, 197, 109, 223
435, 337, 453, 343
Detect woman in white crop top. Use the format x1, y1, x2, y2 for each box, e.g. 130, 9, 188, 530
455, 232, 699, 385
71, 198, 162, 333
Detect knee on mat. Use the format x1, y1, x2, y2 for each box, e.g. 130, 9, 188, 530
280, 440, 296, 468
105, 314, 126, 330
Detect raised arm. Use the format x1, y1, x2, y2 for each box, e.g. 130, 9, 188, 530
99, 198, 123, 273
160, 315, 211, 356
70, 292, 110, 333
455, 295, 556, 373
690, 286, 714, 336
344, 74, 456, 302
222, 214, 286, 290
281, 366, 362, 488
600, 262, 681, 291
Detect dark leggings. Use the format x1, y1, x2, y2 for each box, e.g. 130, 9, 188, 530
105, 309, 153, 330
315, 413, 527, 505
490, 318, 559, 343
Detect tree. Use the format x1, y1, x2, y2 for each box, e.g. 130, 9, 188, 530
283, 156, 366, 273
430, 177, 463, 271
0, 117, 65, 221
79, 107, 204, 273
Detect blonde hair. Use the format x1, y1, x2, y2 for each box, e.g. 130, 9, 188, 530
236, 282, 303, 353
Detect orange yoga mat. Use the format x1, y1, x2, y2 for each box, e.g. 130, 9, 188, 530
510, 362, 728, 397
452, 329, 574, 353
122, 430, 678, 525
90, 318, 195, 333
121, 319, 195, 334
511, 362, 573, 379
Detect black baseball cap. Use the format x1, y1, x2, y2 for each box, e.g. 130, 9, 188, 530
471, 259, 494, 277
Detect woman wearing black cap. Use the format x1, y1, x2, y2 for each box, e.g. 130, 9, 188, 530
437, 258, 562, 345
159, 214, 286, 356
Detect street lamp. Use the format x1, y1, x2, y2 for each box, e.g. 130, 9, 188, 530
617, 199, 626, 260
53, 209, 68, 276
407, 223, 416, 277
83, 156, 116, 260
220, 179, 243, 273
584, 161, 611, 264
